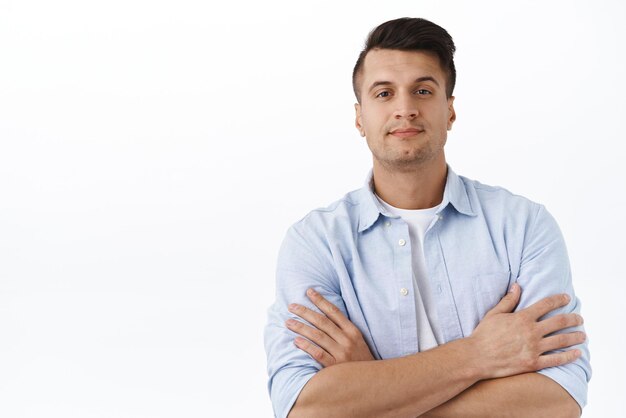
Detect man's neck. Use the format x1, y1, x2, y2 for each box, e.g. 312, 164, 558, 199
372, 157, 447, 210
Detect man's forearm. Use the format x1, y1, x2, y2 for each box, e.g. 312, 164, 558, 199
285, 287, 584, 418
420, 373, 581, 418
289, 338, 484, 418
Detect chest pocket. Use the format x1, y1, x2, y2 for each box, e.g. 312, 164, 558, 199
470, 271, 512, 319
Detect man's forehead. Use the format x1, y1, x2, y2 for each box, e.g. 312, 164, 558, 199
361, 49, 445, 82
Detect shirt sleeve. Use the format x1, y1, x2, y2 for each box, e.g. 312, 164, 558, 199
514, 204, 592, 410
263, 221, 348, 418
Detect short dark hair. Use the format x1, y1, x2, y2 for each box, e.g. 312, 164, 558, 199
352, 17, 456, 102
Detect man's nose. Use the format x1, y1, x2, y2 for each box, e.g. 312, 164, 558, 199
393, 95, 418, 119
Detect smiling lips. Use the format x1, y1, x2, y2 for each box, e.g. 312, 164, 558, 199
389, 128, 424, 138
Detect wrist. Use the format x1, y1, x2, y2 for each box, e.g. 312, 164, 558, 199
453, 336, 490, 381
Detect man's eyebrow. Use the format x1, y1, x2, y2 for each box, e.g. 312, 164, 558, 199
368, 81, 393, 92
368, 76, 440, 93
415, 76, 440, 86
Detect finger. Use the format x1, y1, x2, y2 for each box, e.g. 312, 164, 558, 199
288, 302, 344, 344
522, 293, 571, 321
294, 337, 336, 367
485, 283, 521, 316
286, 318, 341, 354
538, 331, 587, 354
537, 313, 584, 337
306, 289, 367, 344
535, 348, 582, 370
306, 288, 355, 331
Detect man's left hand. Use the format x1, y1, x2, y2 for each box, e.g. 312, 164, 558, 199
285, 288, 374, 367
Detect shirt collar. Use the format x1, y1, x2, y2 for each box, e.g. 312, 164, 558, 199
357, 165, 476, 233
440, 166, 476, 218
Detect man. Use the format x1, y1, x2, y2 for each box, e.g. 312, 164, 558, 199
264, 17, 590, 418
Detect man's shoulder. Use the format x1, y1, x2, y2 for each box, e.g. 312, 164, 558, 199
459, 174, 543, 214
291, 187, 365, 232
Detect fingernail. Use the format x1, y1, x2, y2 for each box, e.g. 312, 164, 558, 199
509, 283, 518, 293
286, 319, 297, 327
307, 288, 317, 297
288, 303, 300, 312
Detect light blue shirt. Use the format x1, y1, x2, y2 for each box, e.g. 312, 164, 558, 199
264, 167, 591, 418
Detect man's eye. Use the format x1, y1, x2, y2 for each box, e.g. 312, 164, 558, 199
416, 89, 432, 95
376, 91, 391, 98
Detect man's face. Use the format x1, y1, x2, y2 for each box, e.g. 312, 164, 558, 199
355, 49, 456, 171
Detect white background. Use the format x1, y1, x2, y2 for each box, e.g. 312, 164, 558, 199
1, 0, 624, 417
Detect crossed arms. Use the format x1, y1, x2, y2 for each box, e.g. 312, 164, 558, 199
286, 286, 584, 418
266, 205, 590, 417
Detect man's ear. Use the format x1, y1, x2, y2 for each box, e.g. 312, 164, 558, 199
355, 103, 365, 137
447, 96, 456, 131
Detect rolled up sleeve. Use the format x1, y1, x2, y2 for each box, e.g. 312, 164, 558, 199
515, 204, 592, 409
264, 222, 347, 418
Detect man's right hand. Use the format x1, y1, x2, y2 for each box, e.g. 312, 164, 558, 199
468, 283, 586, 380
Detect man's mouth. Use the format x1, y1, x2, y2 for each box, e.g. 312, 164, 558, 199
389, 128, 424, 138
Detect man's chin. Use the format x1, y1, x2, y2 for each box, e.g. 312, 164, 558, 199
375, 154, 434, 172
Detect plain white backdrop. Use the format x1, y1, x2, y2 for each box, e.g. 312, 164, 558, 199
1, 0, 624, 416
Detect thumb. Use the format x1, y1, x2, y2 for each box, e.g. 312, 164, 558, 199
486, 283, 521, 316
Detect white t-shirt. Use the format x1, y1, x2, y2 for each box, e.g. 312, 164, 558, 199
375, 195, 443, 351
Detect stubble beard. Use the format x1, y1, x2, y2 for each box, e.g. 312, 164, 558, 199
373, 137, 441, 174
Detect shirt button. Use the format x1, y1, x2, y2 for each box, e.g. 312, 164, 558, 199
400, 288, 409, 296
398, 239, 406, 246
384, 221, 391, 227
438, 214, 444, 220
437, 284, 442, 294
